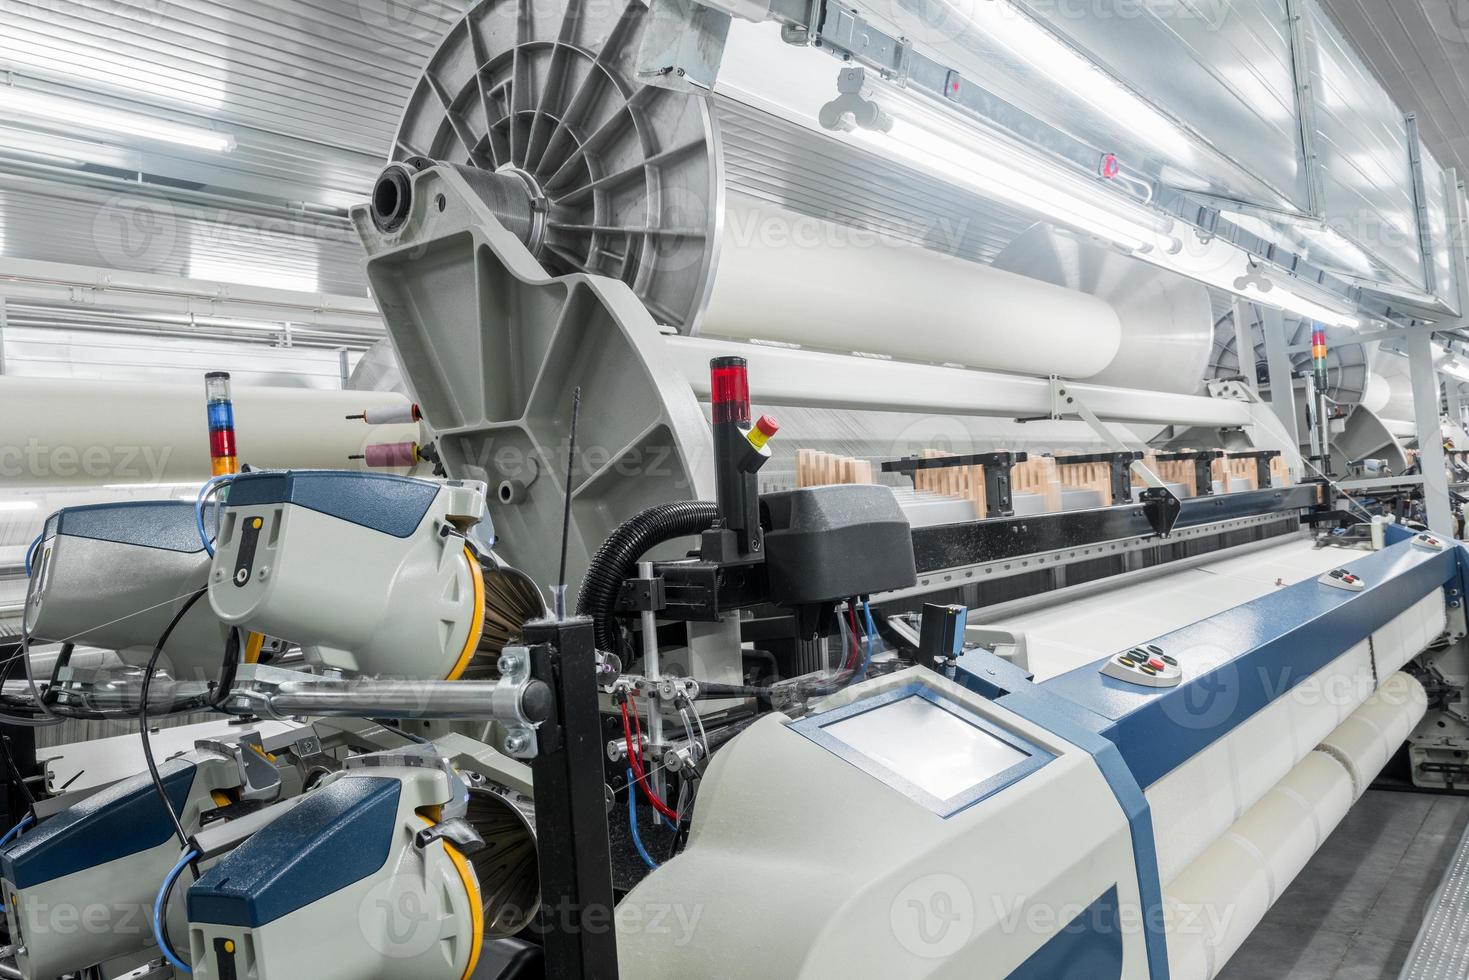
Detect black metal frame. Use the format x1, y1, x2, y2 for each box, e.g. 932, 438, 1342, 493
911, 484, 1321, 573
883, 451, 1029, 517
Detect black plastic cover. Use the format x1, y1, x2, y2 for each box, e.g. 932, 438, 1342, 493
761, 485, 916, 605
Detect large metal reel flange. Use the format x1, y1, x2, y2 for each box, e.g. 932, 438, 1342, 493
353, 165, 715, 594
392, 0, 723, 332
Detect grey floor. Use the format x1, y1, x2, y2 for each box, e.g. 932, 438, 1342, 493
1219, 790, 1469, 980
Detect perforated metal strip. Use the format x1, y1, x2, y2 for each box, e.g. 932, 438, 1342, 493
1399, 818, 1469, 979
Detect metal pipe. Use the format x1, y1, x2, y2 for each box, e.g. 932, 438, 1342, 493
638, 560, 664, 797
668, 335, 1254, 429
260, 679, 508, 719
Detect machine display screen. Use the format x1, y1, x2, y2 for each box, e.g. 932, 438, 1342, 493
822, 695, 1031, 801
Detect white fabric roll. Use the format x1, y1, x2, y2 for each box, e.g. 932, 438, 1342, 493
1317, 672, 1429, 798
0, 376, 417, 485
1165, 676, 1424, 978
1147, 641, 1374, 887
700, 196, 1124, 379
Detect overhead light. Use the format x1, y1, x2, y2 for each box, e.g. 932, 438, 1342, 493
0, 87, 235, 152
852, 116, 1171, 252
966, 2, 1194, 160
0, 501, 39, 512
1233, 269, 1362, 329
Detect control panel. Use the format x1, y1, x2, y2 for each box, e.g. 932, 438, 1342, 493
1318, 567, 1365, 592
1100, 643, 1182, 688
1413, 532, 1447, 553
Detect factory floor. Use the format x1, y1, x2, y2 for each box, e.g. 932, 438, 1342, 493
1219, 788, 1469, 979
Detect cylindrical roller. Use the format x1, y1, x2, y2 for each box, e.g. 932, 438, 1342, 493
1317, 672, 1429, 797
699, 197, 1123, 379
465, 785, 540, 938
463, 562, 548, 675
1164, 751, 1355, 980
0, 377, 417, 486
992, 223, 1215, 395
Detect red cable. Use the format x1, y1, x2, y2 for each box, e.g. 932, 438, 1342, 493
621, 699, 678, 822
845, 603, 861, 671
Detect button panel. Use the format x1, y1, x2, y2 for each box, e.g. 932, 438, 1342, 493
1414, 532, 1447, 552
1318, 567, 1365, 592
1100, 644, 1182, 688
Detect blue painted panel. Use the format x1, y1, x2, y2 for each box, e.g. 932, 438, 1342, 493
1, 761, 196, 887
224, 471, 439, 539
188, 776, 400, 928
1005, 885, 1124, 980
789, 682, 1053, 818
51, 501, 213, 554
1040, 541, 1457, 788
987, 683, 1170, 980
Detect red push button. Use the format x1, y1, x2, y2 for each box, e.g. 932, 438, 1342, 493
1147, 658, 1166, 671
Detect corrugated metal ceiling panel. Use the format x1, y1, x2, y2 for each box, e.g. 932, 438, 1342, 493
0, 171, 367, 295
1319, 0, 1469, 183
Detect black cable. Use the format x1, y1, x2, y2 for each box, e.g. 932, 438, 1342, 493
556, 386, 582, 602
140, 588, 209, 850
575, 500, 719, 652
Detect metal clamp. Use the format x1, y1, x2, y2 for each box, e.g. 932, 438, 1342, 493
415, 816, 487, 856
195, 731, 282, 804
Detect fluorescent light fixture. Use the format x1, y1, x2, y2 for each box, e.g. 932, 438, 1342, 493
854, 117, 1170, 252
1234, 274, 1362, 330
189, 252, 318, 294
0, 501, 39, 512
969, 2, 1194, 160
0, 88, 234, 152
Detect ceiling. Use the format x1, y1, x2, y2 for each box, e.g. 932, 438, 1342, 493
1321, 0, 1469, 183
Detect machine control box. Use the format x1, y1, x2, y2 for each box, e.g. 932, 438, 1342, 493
1318, 567, 1366, 592
1413, 533, 1447, 552
1100, 644, 1182, 688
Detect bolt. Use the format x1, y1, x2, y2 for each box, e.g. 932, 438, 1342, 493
504, 731, 531, 755
497, 654, 518, 675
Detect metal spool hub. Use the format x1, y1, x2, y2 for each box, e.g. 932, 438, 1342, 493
392, 0, 721, 330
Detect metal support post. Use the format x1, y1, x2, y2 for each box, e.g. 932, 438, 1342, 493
521, 615, 620, 980
1405, 330, 1454, 535
1261, 307, 1300, 451
1231, 297, 1258, 393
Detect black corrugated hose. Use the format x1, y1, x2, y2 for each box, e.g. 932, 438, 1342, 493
576, 500, 719, 653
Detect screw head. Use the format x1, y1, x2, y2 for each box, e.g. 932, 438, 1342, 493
504, 731, 530, 754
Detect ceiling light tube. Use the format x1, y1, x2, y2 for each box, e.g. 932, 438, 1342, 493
853, 117, 1171, 253
1236, 277, 1361, 330
0, 87, 235, 152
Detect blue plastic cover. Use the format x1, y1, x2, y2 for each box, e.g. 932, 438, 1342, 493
50, 501, 213, 554
224, 471, 439, 539
187, 776, 400, 928
1, 760, 196, 888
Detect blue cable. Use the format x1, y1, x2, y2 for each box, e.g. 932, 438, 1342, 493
154, 848, 197, 974
23, 533, 42, 577
194, 476, 234, 557
852, 600, 878, 683
0, 814, 32, 848
626, 769, 659, 871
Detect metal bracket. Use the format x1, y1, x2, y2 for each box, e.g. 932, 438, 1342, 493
1040, 378, 1182, 534
415, 816, 487, 856
195, 731, 282, 804
882, 451, 1028, 517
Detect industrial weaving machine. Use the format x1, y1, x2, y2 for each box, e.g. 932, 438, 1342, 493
1, 0, 1465, 978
